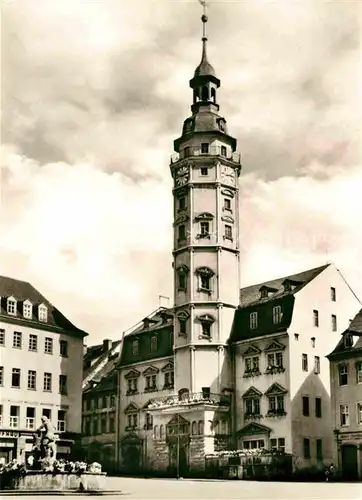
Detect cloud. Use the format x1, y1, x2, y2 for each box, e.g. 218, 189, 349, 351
1, 0, 361, 341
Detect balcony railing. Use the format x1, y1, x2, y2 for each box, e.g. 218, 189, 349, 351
170, 146, 241, 165
147, 391, 231, 410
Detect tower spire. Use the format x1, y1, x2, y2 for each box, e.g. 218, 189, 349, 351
194, 0, 216, 79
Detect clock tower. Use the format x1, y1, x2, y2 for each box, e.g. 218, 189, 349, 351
170, 10, 241, 395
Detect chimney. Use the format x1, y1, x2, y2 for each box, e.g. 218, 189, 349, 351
103, 339, 112, 353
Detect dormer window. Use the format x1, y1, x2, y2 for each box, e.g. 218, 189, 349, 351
23, 301, 32, 319
272, 305, 283, 324
132, 340, 139, 356
250, 312, 258, 330
150, 336, 157, 352
7, 297, 17, 315
38, 304, 48, 322
259, 286, 277, 300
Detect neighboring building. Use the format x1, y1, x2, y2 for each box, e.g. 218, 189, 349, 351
327, 309, 362, 480
81, 339, 122, 471
0, 276, 87, 463
230, 264, 360, 471
117, 308, 174, 474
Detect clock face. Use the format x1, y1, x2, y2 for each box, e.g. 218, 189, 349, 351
177, 175, 188, 186
221, 165, 235, 185
175, 165, 189, 186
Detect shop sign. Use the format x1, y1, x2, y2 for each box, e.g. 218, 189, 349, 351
0, 431, 19, 438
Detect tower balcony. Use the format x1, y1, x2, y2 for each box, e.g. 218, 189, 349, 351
146, 390, 231, 414
170, 146, 240, 165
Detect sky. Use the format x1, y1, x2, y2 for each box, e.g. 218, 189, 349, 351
1, 0, 361, 345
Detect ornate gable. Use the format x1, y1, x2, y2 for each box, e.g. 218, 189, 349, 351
124, 369, 140, 379
124, 402, 139, 414
167, 414, 189, 426
242, 386, 262, 399
236, 422, 272, 436
161, 362, 174, 372
264, 340, 286, 352
243, 344, 261, 357
142, 399, 154, 410
265, 382, 287, 396
143, 366, 159, 376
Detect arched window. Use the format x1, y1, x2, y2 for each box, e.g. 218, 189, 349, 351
201, 86, 209, 101
198, 420, 204, 435
153, 425, 158, 440
211, 87, 216, 102
214, 420, 219, 435
159, 424, 164, 439
192, 421, 197, 435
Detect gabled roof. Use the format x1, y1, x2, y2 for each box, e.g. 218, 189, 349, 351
0, 275, 88, 337
327, 308, 362, 359
239, 264, 330, 309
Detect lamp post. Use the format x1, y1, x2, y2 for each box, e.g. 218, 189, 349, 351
176, 414, 180, 479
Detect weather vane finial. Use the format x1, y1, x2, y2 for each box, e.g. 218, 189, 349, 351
198, 0, 208, 40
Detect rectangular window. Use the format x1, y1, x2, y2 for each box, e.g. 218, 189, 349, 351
0, 329, 4, 345
101, 414, 107, 434
224, 224, 232, 239
43, 372, 52, 392
200, 275, 210, 290
272, 305, 282, 324
13, 331, 22, 349
339, 365, 348, 386
23, 303, 32, 318
302, 396, 310, 416
109, 412, 116, 433
26, 407, 35, 429
224, 198, 231, 210
250, 312, 258, 330
44, 337, 53, 354
150, 336, 157, 352
10, 405, 20, 428
278, 438, 285, 453
314, 356, 320, 374
357, 403, 362, 425
200, 221, 210, 235
102, 396, 108, 409
127, 414, 138, 429
0, 366, 3, 386
60, 340, 68, 357
340, 404, 349, 426
184, 146, 190, 157
311, 337, 315, 348
59, 375, 67, 395
7, 300, 16, 315
57, 410, 66, 432
357, 363, 362, 384
332, 314, 337, 332
178, 196, 186, 211
313, 310, 319, 327
179, 318, 187, 335
221, 145, 227, 157
29, 334, 37, 351
315, 397, 322, 418
42, 408, 51, 420
12, 368, 21, 388
316, 439, 323, 460
201, 143, 209, 154
303, 438, 310, 459
178, 224, 186, 240
200, 167, 208, 176
132, 340, 139, 356
0, 405, 2, 426
302, 353, 308, 372
28, 370, 36, 390
276, 352, 283, 368
331, 287, 336, 301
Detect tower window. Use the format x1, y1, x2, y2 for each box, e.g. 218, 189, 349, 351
224, 225, 232, 240
184, 146, 190, 157
331, 287, 336, 301
302, 353, 308, 372
201, 321, 211, 337
224, 198, 231, 211
211, 87, 216, 102
200, 221, 210, 235
313, 310, 319, 327
332, 314, 337, 332
178, 197, 186, 211
201, 86, 209, 101
179, 319, 187, 336
200, 167, 208, 176
200, 275, 210, 290
178, 224, 186, 240
221, 145, 227, 156
196, 267, 214, 293
178, 273, 186, 290
201, 143, 209, 154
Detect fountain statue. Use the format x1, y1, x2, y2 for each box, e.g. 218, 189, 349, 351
31, 416, 57, 467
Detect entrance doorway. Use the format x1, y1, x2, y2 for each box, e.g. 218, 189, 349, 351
341, 445, 358, 480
